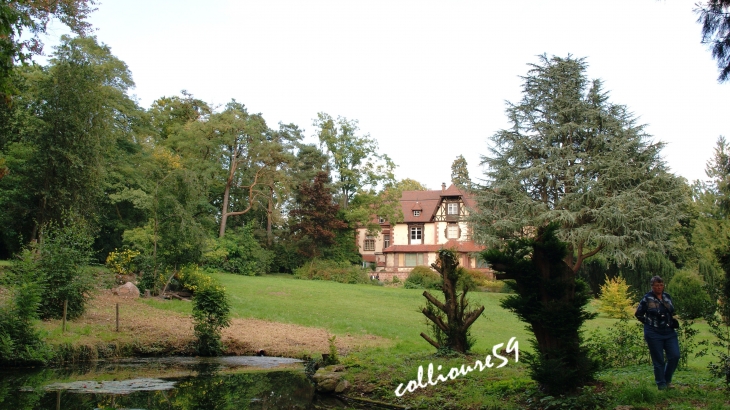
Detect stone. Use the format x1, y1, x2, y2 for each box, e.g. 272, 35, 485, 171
312, 370, 345, 393
113, 282, 140, 298
334, 379, 350, 393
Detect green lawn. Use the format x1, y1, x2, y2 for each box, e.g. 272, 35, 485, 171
146, 272, 716, 365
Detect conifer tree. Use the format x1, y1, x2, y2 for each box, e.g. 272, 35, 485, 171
475, 55, 685, 394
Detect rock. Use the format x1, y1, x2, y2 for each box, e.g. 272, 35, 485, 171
334, 379, 350, 393
312, 369, 347, 393
113, 282, 140, 298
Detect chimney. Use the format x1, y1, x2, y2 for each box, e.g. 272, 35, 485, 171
441, 182, 446, 192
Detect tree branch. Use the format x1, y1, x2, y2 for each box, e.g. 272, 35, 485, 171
420, 332, 441, 349
421, 308, 449, 333
422, 291, 447, 312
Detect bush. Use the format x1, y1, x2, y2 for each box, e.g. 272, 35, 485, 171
481, 279, 509, 293
34, 217, 97, 320
202, 223, 274, 276
586, 318, 648, 369
105, 248, 140, 276
0, 250, 51, 365
669, 270, 713, 320
191, 273, 231, 356
293, 259, 371, 284
404, 266, 442, 289
598, 276, 635, 319
177, 264, 214, 294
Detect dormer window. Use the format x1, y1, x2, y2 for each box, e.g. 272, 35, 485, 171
413, 210, 421, 217
447, 203, 459, 215
378, 216, 386, 224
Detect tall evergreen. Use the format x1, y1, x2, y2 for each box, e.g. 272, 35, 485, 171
475, 55, 685, 394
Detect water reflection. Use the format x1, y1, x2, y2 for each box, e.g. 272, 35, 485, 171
0, 356, 340, 409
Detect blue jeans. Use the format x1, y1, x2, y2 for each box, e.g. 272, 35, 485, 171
644, 326, 680, 388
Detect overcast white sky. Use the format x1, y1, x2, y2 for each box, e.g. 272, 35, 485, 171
46, 0, 727, 189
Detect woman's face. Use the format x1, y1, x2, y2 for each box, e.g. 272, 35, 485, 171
651, 281, 664, 295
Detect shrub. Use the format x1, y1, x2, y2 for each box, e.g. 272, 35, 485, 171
404, 266, 442, 289
481, 279, 509, 293
34, 217, 97, 320
598, 276, 635, 319
177, 264, 214, 294
202, 223, 274, 276
293, 259, 370, 284
191, 275, 231, 356
669, 270, 713, 320
0, 250, 51, 365
105, 248, 140, 276
586, 318, 648, 369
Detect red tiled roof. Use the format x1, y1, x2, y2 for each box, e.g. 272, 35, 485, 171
383, 241, 485, 253
362, 254, 376, 262
398, 184, 476, 223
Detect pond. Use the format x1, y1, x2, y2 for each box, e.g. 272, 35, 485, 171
0, 356, 359, 409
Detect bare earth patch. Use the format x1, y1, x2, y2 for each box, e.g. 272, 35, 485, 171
45, 290, 388, 358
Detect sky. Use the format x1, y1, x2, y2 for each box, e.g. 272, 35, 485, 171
44, 0, 728, 189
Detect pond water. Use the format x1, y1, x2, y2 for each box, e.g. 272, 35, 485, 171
0, 356, 357, 409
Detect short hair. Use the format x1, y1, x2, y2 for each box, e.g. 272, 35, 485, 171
650, 276, 664, 285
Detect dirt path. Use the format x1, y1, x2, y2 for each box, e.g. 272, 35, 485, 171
50, 290, 387, 358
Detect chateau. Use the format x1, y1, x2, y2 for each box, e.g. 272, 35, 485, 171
357, 183, 491, 281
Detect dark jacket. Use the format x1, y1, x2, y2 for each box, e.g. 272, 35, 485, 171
634, 291, 675, 330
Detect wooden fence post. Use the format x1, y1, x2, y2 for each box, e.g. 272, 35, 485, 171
62, 300, 67, 333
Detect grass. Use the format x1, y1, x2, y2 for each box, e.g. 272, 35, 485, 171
4, 264, 729, 408
140, 272, 730, 408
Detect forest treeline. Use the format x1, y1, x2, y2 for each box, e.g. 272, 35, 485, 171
0, 35, 416, 278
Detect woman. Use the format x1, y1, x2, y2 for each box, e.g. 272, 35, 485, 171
634, 276, 680, 390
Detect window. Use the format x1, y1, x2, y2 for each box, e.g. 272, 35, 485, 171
447, 224, 460, 239
413, 210, 421, 217
447, 203, 459, 215
405, 253, 426, 267
384, 234, 390, 248
364, 236, 375, 251
378, 216, 385, 224
476, 256, 489, 268
410, 226, 422, 241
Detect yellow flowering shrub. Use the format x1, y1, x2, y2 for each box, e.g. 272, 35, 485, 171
105, 249, 140, 275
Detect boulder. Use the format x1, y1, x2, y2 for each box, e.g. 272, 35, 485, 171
312, 365, 349, 394
113, 282, 140, 298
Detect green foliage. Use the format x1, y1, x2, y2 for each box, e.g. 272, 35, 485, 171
677, 319, 706, 370
483, 224, 599, 395
404, 266, 442, 289
293, 259, 371, 284
203, 223, 273, 275
177, 265, 214, 294
585, 319, 648, 369
314, 112, 396, 210
0, 250, 51, 365
528, 385, 608, 410
598, 276, 635, 319
703, 274, 730, 387
322, 335, 340, 366
474, 54, 685, 273
191, 278, 231, 357
105, 248, 140, 276
450, 154, 471, 189
30, 217, 98, 320
669, 270, 713, 319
